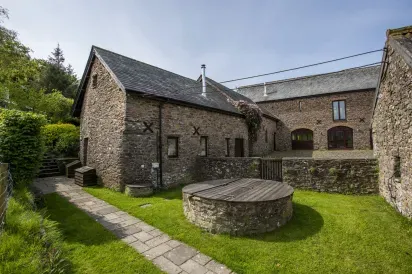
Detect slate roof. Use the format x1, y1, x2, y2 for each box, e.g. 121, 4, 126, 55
73, 46, 245, 116
236, 65, 381, 102
203, 77, 278, 120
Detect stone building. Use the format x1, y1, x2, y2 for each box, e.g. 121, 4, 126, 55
72, 46, 277, 189
372, 26, 412, 218
237, 66, 380, 150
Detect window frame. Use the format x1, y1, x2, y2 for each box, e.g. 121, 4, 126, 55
332, 100, 347, 121
92, 73, 98, 89
167, 136, 179, 158
199, 136, 208, 157
225, 138, 230, 157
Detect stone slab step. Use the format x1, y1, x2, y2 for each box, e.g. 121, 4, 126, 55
38, 171, 62, 178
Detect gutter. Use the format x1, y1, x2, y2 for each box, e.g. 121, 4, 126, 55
158, 102, 163, 188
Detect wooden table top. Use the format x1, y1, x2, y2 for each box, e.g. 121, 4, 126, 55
182, 178, 294, 202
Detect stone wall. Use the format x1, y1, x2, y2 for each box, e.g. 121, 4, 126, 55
258, 90, 375, 150
123, 95, 250, 188
79, 58, 126, 189
372, 38, 412, 218
183, 192, 293, 235
250, 116, 277, 156
282, 157, 379, 194
195, 157, 261, 181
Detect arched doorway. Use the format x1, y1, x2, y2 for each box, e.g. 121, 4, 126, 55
291, 129, 313, 150
328, 126, 353, 149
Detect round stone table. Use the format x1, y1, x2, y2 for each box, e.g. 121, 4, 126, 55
182, 178, 294, 236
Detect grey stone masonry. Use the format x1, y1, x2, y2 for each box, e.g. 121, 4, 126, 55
282, 157, 379, 194
33, 176, 234, 274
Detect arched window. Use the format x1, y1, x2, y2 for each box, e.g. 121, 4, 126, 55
328, 126, 353, 149
291, 129, 313, 150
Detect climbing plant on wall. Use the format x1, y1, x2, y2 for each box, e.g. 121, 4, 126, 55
232, 100, 263, 142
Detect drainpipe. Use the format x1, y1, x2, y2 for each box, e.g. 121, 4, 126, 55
201, 64, 206, 97
158, 103, 163, 188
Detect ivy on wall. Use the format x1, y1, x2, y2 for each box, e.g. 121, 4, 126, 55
232, 100, 263, 142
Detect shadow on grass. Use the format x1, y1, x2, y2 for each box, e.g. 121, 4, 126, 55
249, 202, 324, 242
44, 193, 118, 246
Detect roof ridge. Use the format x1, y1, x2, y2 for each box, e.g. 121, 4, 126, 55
238, 64, 381, 89
92, 45, 200, 85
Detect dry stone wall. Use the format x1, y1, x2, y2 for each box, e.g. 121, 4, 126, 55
195, 157, 261, 181
282, 157, 379, 194
372, 40, 412, 218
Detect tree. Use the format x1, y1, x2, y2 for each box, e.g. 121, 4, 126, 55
39, 44, 79, 99
0, 6, 42, 110
0, 6, 74, 122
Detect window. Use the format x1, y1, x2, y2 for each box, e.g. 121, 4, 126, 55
199, 136, 208, 157
167, 137, 178, 158
92, 74, 98, 88
332, 100, 346, 121
394, 156, 401, 178
327, 126, 353, 149
273, 133, 276, 151
299, 101, 302, 112
265, 130, 268, 143
225, 138, 230, 157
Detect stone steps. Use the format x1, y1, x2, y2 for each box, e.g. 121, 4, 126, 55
38, 155, 62, 178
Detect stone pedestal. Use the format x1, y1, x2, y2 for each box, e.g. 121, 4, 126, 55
125, 184, 153, 197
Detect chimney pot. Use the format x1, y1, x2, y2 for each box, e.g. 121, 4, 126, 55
201, 64, 206, 97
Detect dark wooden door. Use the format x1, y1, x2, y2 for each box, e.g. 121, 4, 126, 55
291, 129, 313, 150
328, 126, 353, 149
83, 138, 88, 165
235, 138, 244, 157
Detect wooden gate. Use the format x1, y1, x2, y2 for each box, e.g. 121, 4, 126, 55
261, 159, 282, 181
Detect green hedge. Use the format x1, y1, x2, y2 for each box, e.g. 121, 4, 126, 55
0, 109, 46, 182
42, 123, 79, 157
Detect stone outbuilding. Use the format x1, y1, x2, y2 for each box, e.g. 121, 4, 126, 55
372, 26, 412, 218
238, 66, 380, 151
72, 46, 277, 189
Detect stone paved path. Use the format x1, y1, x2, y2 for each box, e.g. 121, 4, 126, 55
34, 176, 233, 274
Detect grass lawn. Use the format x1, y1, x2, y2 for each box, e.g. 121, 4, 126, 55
85, 186, 412, 274
43, 193, 161, 274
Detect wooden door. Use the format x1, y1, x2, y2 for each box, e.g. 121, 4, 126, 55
235, 138, 244, 157
83, 138, 89, 165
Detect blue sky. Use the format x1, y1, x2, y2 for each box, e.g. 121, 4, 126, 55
2, 0, 412, 88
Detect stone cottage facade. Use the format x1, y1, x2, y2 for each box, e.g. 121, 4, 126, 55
372, 26, 412, 218
237, 66, 380, 151
73, 46, 277, 189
